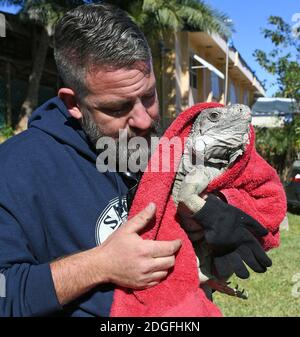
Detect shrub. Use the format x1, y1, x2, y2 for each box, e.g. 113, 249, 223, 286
0, 125, 14, 143
254, 117, 300, 180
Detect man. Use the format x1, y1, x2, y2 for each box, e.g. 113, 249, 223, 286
0, 3, 181, 317
0, 3, 276, 317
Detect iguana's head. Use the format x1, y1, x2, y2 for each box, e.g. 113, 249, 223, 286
189, 104, 252, 165
192, 104, 252, 136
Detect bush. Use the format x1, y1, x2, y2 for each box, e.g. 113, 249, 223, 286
0, 125, 14, 143
255, 117, 300, 180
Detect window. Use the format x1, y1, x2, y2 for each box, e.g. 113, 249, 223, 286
211, 72, 220, 100
189, 56, 198, 89
243, 90, 249, 105
230, 83, 237, 104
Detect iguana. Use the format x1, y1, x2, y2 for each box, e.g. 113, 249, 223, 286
112, 101, 285, 317
172, 103, 252, 298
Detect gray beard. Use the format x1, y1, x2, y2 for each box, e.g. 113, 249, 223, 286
80, 110, 162, 171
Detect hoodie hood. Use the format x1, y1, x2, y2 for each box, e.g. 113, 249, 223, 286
29, 97, 97, 162
29, 97, 127, 221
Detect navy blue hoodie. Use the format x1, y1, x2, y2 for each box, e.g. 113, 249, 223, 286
0, 97, 131, 317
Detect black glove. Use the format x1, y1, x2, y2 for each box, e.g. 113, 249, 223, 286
193, 194, 272, 278
213, 239, 272, 279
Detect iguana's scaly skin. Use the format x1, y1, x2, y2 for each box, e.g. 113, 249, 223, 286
172, 104, 252, 284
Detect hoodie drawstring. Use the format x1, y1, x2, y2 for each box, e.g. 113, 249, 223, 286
113, 173, 123, 216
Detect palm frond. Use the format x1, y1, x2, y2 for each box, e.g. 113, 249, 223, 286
141, 0, 233, 38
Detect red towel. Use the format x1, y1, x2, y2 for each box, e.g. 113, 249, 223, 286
110, 102, 287, 317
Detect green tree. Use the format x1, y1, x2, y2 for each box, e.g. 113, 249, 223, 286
108, 0, 233, 40
253, 16, 300, 179
254, 16, 300, 101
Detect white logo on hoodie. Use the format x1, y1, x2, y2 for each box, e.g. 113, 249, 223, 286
95, 196, 128, 245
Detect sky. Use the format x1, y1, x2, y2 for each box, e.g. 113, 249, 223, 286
205, 0, 299, 96
0, 1, 299, 97
0, 3, 20, 13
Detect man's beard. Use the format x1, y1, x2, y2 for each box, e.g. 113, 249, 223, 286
80, 110, 162, 172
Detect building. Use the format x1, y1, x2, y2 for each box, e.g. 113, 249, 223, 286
251, 97, 299, 128
0, 12, 57, 128
154, 31, 266, 128
0, 11, 266, 130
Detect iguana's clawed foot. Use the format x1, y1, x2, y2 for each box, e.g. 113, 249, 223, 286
177, 167, 210, 213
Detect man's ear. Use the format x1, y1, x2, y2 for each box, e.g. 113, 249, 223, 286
58, 88, 83, 120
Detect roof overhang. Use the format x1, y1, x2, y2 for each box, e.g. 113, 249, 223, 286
192, 54, 225, 80
188, 31, 266, 96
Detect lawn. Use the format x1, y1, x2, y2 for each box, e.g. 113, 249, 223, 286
214, 212, 300, 317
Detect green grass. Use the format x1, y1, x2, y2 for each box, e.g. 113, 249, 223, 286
214, 213, 300, 317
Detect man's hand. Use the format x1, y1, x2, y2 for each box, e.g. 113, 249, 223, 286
51, 203, 182, 306
95, 203, 182, 290
213, 239, 272, 280
193, 195, 268, 253
192, 194, 272, 279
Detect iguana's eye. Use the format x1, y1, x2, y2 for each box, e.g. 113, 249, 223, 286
208, 111, 220, 122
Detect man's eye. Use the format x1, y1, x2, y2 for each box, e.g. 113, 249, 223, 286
102, 105, 131, 116
110, 109, 126, 116
142, 93, 156, 107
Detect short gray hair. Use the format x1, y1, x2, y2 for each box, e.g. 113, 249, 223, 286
54, 2, 152, 98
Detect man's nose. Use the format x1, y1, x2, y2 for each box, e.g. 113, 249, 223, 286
128, 100, 153, 130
